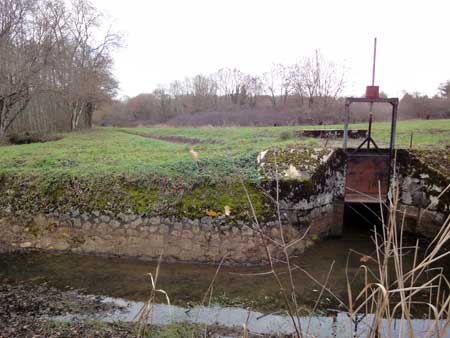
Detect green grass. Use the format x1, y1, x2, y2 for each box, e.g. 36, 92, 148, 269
0, 119, 448, 178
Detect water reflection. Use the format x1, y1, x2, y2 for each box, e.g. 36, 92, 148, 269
0, 232, 375, 312
57, 297, 450, 337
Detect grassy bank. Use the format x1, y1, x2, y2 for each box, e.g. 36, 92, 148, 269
0, 119, 448, 178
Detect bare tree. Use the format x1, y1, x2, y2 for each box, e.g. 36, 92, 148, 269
153, 86, 173, 120
0, 0, 58, 136
301, 50, 346, 111
56, 0, 121, 130
0, 0, 121, 136
263, 63, 290, 107
438, 80, 450, 113
438, 80, 450, 98
168, 80, 186, 114
243, 74, 263, 108
288, 63, 306, 107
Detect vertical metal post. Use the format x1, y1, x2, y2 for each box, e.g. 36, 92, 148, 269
367, 38, 377, 145
371, 38, 377, 87
389, 102, 398, 154
367, 113, 373, 149
343, 101, 350, 149
368, 38, 377, 128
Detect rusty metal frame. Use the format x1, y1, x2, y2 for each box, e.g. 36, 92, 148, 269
343, 97, 399, 154
343, 97, 399, 203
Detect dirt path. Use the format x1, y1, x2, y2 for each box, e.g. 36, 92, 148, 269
120, 130, 208, 145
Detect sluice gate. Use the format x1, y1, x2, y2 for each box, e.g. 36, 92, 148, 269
342, 97, 399, 205
342, 38, 399, 207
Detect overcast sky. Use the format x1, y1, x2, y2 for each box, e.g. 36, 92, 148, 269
92, 0, 450, 99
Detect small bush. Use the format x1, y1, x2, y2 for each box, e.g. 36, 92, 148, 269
279, 130, 293, 141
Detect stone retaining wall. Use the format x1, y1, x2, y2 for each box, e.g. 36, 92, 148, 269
0, 213, 311, 264
397, 150, 450, 237
269, 149, 346, 238
0, 148, 346, 264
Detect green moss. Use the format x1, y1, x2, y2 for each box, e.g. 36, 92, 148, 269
26, 223, 42, 237
261, 146, 332, 181
398, 150, 450, 212
126, 186, 160, 213
70, 235, 86, 246
46, 184, 64, 204
176, 182, 271, 220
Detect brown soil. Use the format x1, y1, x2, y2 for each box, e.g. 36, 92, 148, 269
7, 132, 63, 145
120, 130, 222, 145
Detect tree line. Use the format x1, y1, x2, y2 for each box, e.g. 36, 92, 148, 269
98, 57, 450, 127
98, 50, 348, 126
0, 0, 120, 137
2, 0, 449, 134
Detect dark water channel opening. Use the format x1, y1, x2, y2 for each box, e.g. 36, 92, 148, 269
343, 202, 384, 235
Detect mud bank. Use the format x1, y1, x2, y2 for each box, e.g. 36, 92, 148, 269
0, 280, 271, 338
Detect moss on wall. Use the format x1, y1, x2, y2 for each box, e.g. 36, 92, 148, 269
0, 173, 271, 221
397, 150, 450, 213
176, 183, 272, 221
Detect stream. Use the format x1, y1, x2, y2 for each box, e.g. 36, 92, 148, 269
1, 228, 450, 336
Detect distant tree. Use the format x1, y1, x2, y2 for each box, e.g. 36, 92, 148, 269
262, 63, 290, 107
301, 50, 346, 111
438, 80, 449, 98
243, 75, 263, 108
153, 86, 173, 119
439, 80, 450, 115
288, 63, 306, 106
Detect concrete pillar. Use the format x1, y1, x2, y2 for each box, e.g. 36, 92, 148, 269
329, 200, 345, 237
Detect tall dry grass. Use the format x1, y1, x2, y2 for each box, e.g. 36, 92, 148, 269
338, 180, 450, 338
135, 151, 450, 338
241, 152, 450, 337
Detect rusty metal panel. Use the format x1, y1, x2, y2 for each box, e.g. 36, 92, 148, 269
345, 153, 390, 203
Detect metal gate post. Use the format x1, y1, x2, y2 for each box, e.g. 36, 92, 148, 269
343, 100, 350, 149
389, 101, 398, 154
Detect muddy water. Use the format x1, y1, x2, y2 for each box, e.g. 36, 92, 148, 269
0, 231, 378, 313
2, 229, 450, 336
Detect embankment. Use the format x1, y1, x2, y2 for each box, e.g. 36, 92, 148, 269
0, 148, 448, 264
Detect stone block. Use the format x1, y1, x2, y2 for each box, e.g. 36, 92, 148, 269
201, 223, 212, 231
100, 215, 111, 223
110, 220, 121, 229
160, 224, 170, 234
149, 225, 159, 233
242, 226, 253, 236
131, 217, 143, 228
82, 221, 92, 231
73, 218, 82, 228
182, 230, 194, 239
149, 216, 160, 225
33, 215, 47, 227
